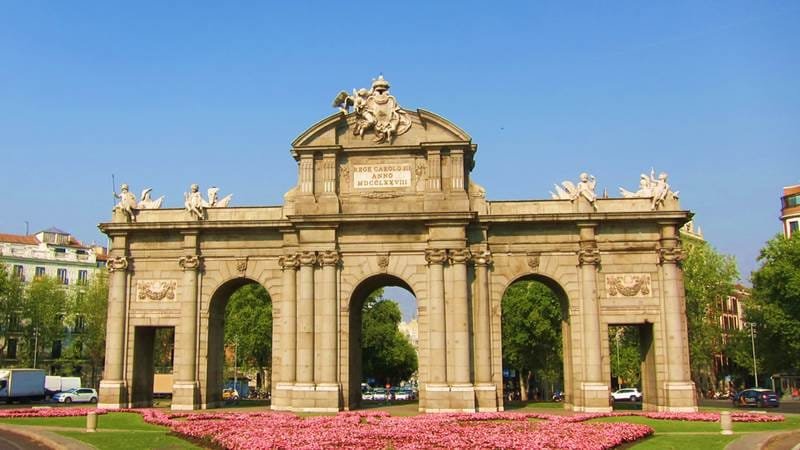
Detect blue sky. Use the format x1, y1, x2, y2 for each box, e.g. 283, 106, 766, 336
1, 2, 798, 317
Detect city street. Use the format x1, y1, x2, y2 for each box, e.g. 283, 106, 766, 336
700, 398, 800, 414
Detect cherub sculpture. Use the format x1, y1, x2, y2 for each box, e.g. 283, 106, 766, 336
551, 173, 597, 208
113, 184, 138, 221
184, 184, 233, 220
619, 169, 679, 210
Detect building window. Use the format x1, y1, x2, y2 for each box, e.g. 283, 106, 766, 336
54, 248, 66, 258
78, 270, 88, 284
790, 220, 800, 237
6, 339, 17, 359
51, 340, 62, 359
75, 315, 85, 333
7, 312, 21, 332
35, 266, 45, 278
57, 268, 68, 285
12, 265, 24, 282
785, 194, 800, 208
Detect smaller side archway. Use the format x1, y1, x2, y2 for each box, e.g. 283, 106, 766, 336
203, 277, 274, 408
499, 273, 574, 408
345, 273, 418, 410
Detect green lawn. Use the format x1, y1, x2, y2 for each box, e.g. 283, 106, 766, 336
0, 412, 163, 430
58, 430, 200, 450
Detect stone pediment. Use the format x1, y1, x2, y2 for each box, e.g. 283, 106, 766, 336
292, 109, 471, 150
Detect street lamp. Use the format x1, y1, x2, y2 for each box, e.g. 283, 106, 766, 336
32, 327, 39, 368
745, 322, 758, 387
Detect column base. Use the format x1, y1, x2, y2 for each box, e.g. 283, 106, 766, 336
422, 383, 477, 412
272, 383, 340, 412
573, 382, 612, 412
474, 383, 499, 412
98, 380, 127, 409
171, 381, 200, 411
658, 381, 698, 412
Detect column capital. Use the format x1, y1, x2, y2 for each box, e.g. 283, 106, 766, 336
319, 250, 340, 267
178, 255, 202, 271
474, 250, 493, 267
107, 256, 129, 273
298, 251, 318, 267
578, 246, 601, 266
448, 248, 472, 265
278, 253, 300, 270
425, 248, 447, 265
658, 246, 684, 264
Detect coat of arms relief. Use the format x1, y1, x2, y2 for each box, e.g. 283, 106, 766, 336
333, 76, 412, 144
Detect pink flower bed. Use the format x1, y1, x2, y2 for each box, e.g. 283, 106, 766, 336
0, 407, 785, 449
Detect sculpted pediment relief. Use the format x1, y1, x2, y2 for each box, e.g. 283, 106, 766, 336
291, 109, 471, 149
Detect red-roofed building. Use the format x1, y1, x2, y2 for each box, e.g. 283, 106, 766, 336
781, 184, 800, 238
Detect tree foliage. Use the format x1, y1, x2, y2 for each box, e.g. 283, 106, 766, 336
681, 236, 739, 389
22, 276, 68, 367
0, 263, 24, 363
63, 272, 109, 386
501, 280, 563, 398
224, 283, 273, 385
609, 326, 641, 388
732, 234, 800, 377
361, 289, 418, 385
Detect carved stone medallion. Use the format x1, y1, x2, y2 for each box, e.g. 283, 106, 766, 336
605, 274, 652, 298
235, 257, 248, 275
527, 252, 541, 271
377, 254, 390, 272
136, 280, 177, 301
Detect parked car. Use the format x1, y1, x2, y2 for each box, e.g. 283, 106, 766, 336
52, 388, 97, 403
393, 389, 413, 401
222, 388, 239, 401
361, 389, 374, 401
732, 388, 779, 408
371, 388, 387, 401
611, 388, 642, 402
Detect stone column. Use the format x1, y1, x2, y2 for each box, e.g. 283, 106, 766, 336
659, 223, 697, 411
299, 155, 314, 194
278, 254, 299, 383
577, 223, 609, 412
427, 149, 441, 191
448, 249, 472, 385
315, 250, 339, 385
172, 253, 201, 410
98, 254, 129, 409
296, 251, 316, 385
425, 249, 447, 384
473, 251, 492, 385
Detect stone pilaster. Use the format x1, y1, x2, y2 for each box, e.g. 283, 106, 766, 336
425, 249, 447, 384
172, 253, 201, 411
576, 223, 610, 412
473, 250, 498, 411
296, 251, 316, 385
658, 223, 697, 411
98, 253, 129, 409
448, 248, 472, 386
299, 155, 314, 194
315, 250, 339, 385
273, 253, 299, 410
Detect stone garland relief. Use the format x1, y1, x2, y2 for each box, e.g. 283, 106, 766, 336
136, 280, 178, 301
605, 274, 652, 298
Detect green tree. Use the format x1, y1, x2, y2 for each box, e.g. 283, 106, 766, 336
224, 283, 272, 389
0, 263, 25, 363
22, 276, 68, 368
609, 326, 641, 388
60, 272, 108, 386
361, 290, 418, 385
731, 234, 800, 379
501, 280, 563, 401
681, 235, 739, 392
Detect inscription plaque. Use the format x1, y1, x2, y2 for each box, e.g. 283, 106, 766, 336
353, 163, 412, 189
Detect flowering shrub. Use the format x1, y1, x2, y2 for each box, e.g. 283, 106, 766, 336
0, 407, 784, 449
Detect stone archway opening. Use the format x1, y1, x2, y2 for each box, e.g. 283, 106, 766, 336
204, 278, 273, 408
130, 326, 174, 407
608, 323, 656, 411
500, 275, 572, 408
347, 275, 418, 410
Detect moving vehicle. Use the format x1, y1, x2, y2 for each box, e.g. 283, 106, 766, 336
611, 388, 642, 402
222, 388, 239, 401
732, 388, 779, 408
52, 388, 98, 403
0, 369, 46, 403
44, 376, 81, 398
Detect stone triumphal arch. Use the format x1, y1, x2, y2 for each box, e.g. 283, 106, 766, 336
99, 77, 697, 413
